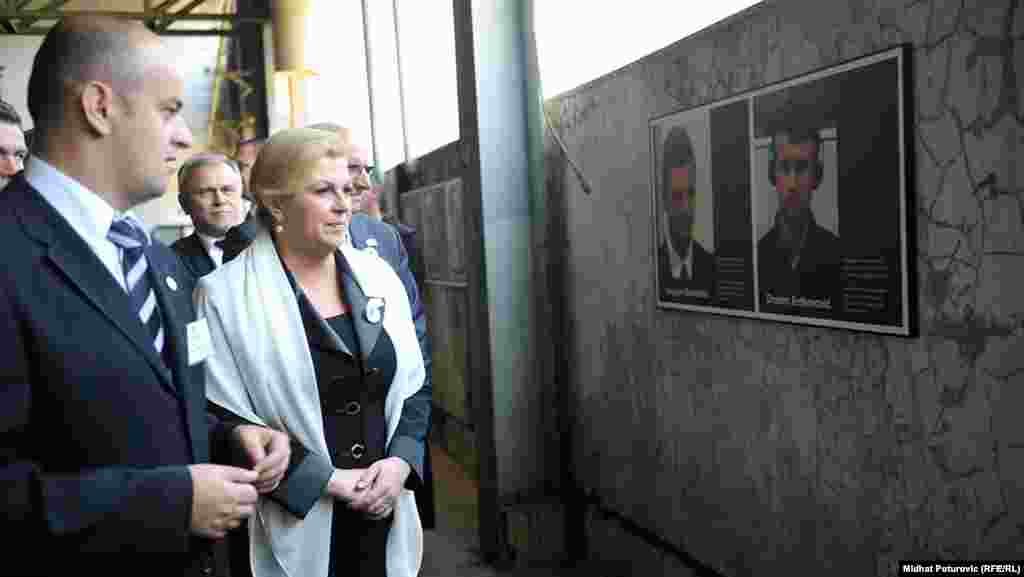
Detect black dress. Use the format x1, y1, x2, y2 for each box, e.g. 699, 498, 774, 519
315, 312, 398, 577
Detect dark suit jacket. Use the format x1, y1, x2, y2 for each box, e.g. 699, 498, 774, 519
219, 212, 260, 265
215, 214, 435, 568
171, 232, 216, 279
0, 175, 233, 576
347, 215, 433, 526
382, 214, 420, 286
757, 217, 841, 309
262, 251, 427, 501
657, 239, 714, 303
210, 246, 433, 577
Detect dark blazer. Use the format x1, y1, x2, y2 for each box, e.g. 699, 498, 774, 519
382, 215, 420, 286
221, 214, 431, 425
657, 239, 714, 302
207, 246, 429, 577
171, 232, 216, 279
757, 217, 841, 308
0, 175, 232, 576
264, 249, 431, 510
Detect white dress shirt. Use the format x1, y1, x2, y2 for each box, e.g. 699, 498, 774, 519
196, 231, 225, 268
24, 156, 148, 292
664, 233, 694, 281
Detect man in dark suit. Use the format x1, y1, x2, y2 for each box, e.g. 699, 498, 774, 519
657, 124, 714, 304
344, 135, 434, 530
757, 124, 840, 309
0, 98, 27, 189
0, 17, 289, 576
172, 153, 245, 278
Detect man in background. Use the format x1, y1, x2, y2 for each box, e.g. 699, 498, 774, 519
657, 124, 714, 303
757, 122, 840, 304
233, 136, 262, 193
172, 153, 245, 278
0, 98, 28, 188
217, 137, 263, 263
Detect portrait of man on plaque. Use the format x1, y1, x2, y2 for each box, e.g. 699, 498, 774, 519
653, 111, 716, 306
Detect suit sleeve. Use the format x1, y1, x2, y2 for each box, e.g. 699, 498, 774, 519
382, 225, 432, 488
0, 281, 194, 554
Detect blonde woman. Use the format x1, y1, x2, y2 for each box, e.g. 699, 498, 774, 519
196, 128, 426, 577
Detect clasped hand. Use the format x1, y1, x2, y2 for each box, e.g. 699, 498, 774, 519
188, 425, 291, 539
328, 457, 411, 521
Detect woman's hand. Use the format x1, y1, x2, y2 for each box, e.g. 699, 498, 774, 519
348, 457, 411, 520
326, 468, 366, 503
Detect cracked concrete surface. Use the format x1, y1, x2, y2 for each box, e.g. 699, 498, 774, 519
545, 0, 1023, 575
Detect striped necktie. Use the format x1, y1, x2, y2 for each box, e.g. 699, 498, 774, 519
107, 217, 165, 355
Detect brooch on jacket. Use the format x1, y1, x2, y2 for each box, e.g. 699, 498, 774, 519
363, 237, 379, 258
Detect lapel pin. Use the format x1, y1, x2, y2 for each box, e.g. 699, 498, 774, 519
166, 276, 178, 291
365, 297, 385, 324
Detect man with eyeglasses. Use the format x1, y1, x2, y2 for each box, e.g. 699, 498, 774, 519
657, 124, 714, 304
0, 99, 28, 189
757, 123, 840, 308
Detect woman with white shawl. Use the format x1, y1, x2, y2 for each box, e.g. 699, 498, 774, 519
195, 128, 426, 577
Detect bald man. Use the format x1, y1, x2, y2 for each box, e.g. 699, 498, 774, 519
0, 17, 289, 576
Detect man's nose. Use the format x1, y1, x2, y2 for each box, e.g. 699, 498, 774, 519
0, 156, 19, 176
172, 116, 194, 150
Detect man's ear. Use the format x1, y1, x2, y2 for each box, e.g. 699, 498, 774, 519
262, 193, 286, 225
79, 81, 117, 137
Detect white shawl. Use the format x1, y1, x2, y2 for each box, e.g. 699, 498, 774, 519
195, 229, 424, 577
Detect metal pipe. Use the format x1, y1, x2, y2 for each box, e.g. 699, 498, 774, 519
2, 26, 244, 35
205, 0, 233, 145
158, 0, 208, 31
391, 0, 409, 162
0, 9, 267, 21
360, 0, 379, 172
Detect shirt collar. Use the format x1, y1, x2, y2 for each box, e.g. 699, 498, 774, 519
661, 212, 693, 280
24, 156, 148, 245
196, 231, 225, 252
666, 235, 693, 280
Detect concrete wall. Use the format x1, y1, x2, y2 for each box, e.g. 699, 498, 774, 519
544, 1, 1023, 575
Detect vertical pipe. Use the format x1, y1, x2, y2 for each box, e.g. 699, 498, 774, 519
392, 0, 410, 162
287, 74, 298, 128
360, 0, 379, 171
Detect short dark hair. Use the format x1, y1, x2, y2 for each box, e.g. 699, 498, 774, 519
0, 99, 22, 128
770, 124, 821, 156
26, 17, 146, 149
661, 125, 695, 204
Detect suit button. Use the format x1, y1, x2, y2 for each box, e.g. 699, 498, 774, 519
350, 443, 366, 460
344, 401, 361, 416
